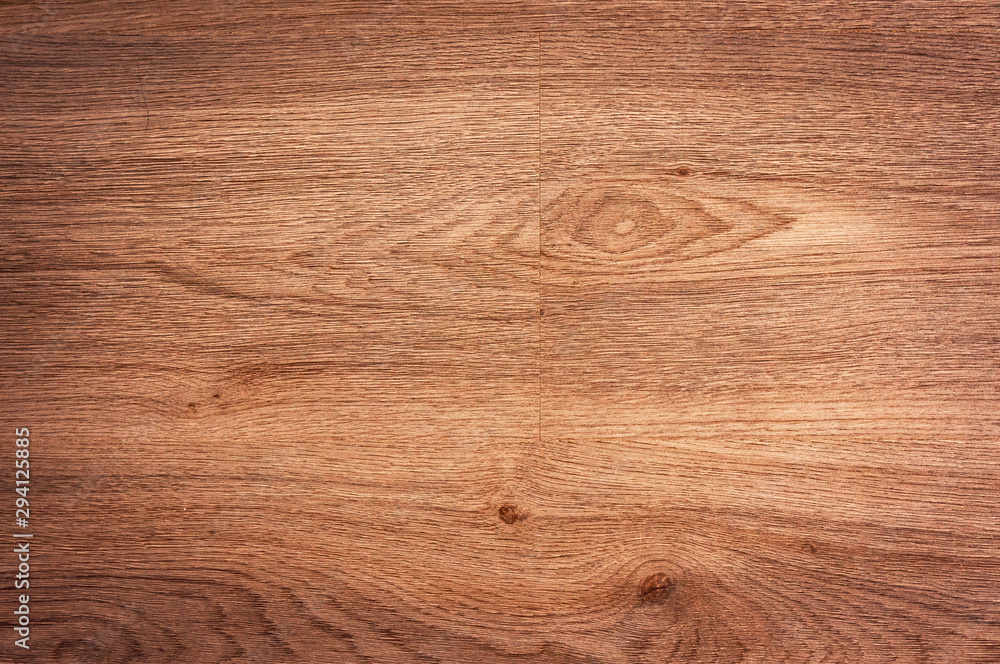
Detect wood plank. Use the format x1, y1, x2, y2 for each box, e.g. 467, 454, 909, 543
1, 6, 998, 664
2, 27, 543, 662
536, 26, 1000, 663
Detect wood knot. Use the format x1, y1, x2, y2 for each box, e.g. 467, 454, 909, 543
497, 504, 524, 524
638, 572, 675, 603
675, 165, 691, 176
542, 178, 794, 272
564, 186, 674, 255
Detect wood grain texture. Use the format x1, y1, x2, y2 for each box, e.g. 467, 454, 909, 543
2, 3, 999, 663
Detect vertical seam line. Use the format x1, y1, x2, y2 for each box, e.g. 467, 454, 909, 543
537, 32, 542, 447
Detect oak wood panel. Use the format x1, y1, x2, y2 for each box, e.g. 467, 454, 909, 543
1, 5, 999, 664
535, 25, 1000, 663
2, 26, 543, 663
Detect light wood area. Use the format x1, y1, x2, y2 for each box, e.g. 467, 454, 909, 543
2, 3, 998, 662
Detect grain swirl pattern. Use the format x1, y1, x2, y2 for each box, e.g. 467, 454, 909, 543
543, 175, 793, 273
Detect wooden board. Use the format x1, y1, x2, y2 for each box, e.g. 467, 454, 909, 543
2, 4, 998, 662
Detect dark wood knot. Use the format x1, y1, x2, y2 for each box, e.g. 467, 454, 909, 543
638, 572, 676, 603
497, 503, 524, 524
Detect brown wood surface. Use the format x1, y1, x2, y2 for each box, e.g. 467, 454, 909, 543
2, 3, 999, 663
